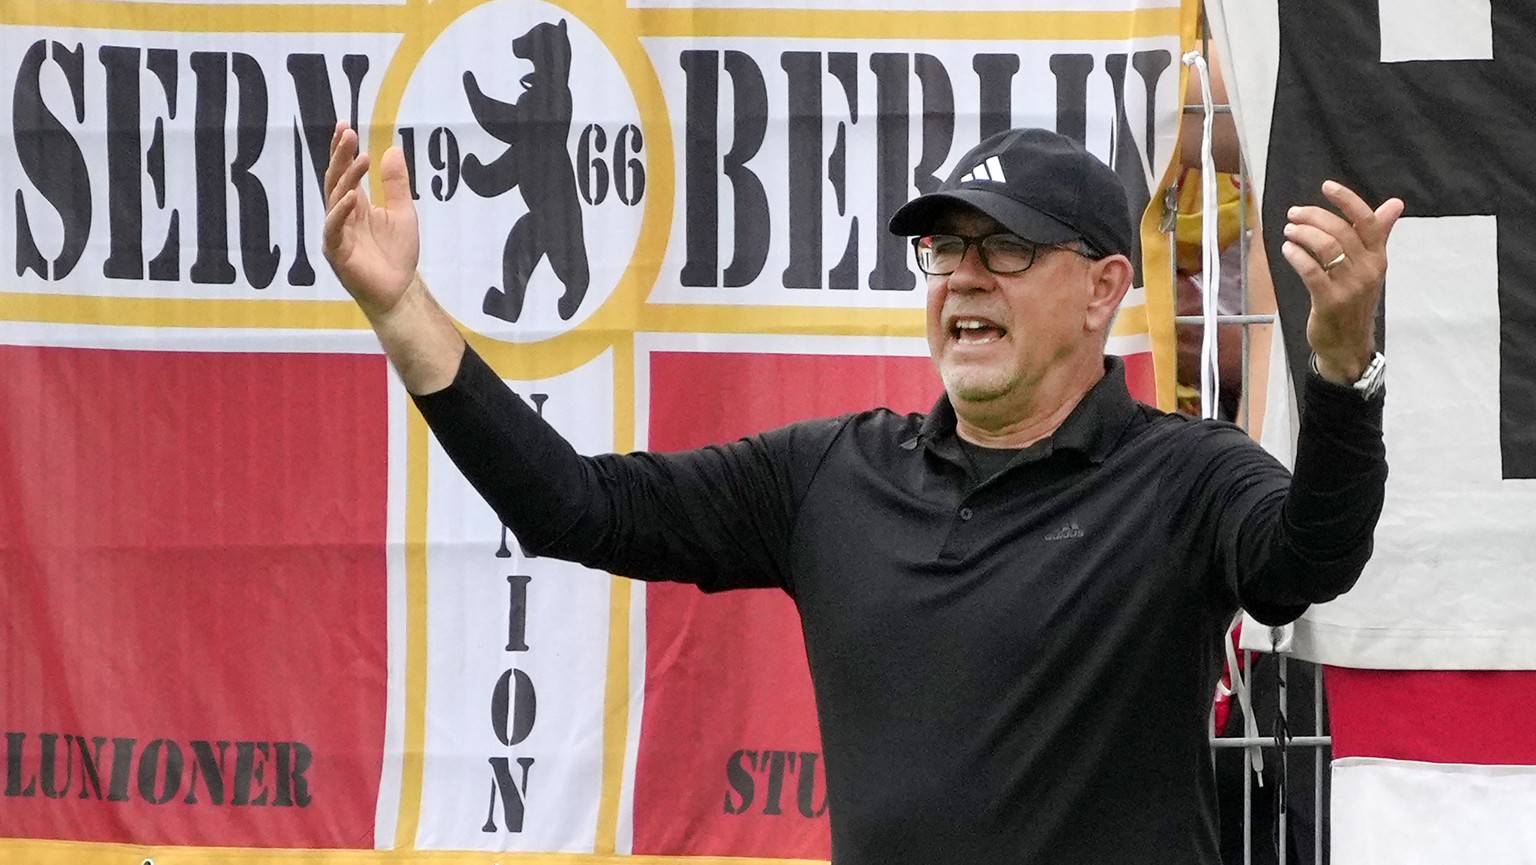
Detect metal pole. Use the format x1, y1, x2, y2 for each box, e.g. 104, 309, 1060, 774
1278, 654, 1289, 865
1174, 314, 1276, 325
1210, 736, 1330, 749
1317, 663, 1327, 864
1243, 649, 1252, 865
1238, 138, 1251, 432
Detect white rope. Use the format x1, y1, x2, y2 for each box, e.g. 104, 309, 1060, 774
1181, 51, 1222, 421
1186, 48, 1263, 779
1222, 614, 1265, 780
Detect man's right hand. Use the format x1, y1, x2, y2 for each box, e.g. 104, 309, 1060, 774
321, 121, 465, 395
323, 122, 419, 322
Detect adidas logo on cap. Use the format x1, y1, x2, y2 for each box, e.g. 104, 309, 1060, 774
959, 155, 1008, 185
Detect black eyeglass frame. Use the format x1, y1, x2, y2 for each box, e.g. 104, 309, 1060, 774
910, 232, 1104, 276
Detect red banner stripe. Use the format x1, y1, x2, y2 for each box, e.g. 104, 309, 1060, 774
636, 351, 939, 858
1327, 667, 1536, 764
0, 346, 389, 848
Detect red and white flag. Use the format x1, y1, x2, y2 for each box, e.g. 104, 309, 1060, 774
0, 1, 1185, 862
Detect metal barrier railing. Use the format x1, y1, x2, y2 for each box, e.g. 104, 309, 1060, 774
1179, 30, 1332, 859
1208, 656, 1329, 864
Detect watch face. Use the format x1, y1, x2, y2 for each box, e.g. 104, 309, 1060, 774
1353, 353, 1387, 399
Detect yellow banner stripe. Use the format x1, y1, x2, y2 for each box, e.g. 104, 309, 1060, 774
1112, 302, 1148, 338
636, 6, 1181, 41
0, 296, 1147, 340
637, 304, 925, 338
633, 301, 1148, 339
392, 408, 432, 849
595, 332, 637, 854
595, 575, 632, 855
0, 838, 825, 865
0, 0, 413, 32
4, 1, 1179, 41
0, 293, 372, 330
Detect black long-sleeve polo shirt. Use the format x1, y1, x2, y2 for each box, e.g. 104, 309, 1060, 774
415, 346, 1387, 865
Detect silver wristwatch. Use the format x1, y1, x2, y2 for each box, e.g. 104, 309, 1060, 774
1311, 352, 1386, 400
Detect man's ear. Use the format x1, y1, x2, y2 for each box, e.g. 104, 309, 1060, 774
1084, 253, 1135, 333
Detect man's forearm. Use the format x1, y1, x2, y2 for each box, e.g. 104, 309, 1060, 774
1251, 373, 1386, 610
367, 273, 466, 395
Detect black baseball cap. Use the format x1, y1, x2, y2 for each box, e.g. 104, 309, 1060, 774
888, 127, 1134, 259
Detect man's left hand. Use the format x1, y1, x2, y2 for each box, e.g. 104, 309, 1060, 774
1280, 180, 1405, 384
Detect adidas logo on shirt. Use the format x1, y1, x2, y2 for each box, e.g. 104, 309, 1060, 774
1043, 521, 1085, 541
960, 155, 1007, 185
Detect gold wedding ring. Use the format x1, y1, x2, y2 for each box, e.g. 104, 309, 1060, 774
1322, 252, 1347, 272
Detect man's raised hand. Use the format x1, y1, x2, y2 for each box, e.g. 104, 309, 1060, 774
322, 122, 420, 322
1280, 180, 1405, 384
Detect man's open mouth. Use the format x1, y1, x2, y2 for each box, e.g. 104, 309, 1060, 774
951, 318, 1007, 343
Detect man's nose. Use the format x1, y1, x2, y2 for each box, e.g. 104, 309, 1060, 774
947, 242, 994, 289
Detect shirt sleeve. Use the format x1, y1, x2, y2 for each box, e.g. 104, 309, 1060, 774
410, 344, 841, 593
1190, 371, 1387, 625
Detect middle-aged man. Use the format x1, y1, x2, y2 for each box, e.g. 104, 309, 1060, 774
323, 122, 1401, 864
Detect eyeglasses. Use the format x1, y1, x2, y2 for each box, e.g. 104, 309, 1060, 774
910, 233, 1098, 276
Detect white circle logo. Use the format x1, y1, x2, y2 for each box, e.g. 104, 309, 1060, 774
400, 0, 647, 343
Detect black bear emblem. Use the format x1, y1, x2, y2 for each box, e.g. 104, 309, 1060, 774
462, 18, 590, 323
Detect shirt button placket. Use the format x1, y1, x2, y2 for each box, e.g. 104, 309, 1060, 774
939, 503, 977, 562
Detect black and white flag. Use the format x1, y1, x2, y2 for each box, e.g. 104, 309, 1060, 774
1209, 2, 1536, 861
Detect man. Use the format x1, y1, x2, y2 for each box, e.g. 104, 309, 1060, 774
324, 123, 1400, 863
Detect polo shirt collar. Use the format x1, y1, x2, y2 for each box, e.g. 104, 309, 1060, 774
906, 356, 1140, 465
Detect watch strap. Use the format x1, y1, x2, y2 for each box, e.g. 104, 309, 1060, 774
1310, 352, 1386, 400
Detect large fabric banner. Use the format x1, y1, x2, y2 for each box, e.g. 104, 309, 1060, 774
1207, 1, 1536, 861
1, 0, 1188, 861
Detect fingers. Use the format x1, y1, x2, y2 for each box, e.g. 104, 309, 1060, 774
378, 146, 415, 213
1286, 198, 1360, 262
325, 123, 376, 219
1321, 180, 1405, 250
1283, 180, 1407, 281
322, 187, 361, 256
1279, 237, 1331, 283
1319, 179, 1373, 226
1367, 195, 1406, 249
328, 150, 372, 213
1288, 180, 1406, 255
1320, 179, 1406, 251
1282, 187, 1363, 288
1281, 221, 1345, 271
324, 123, 355, 202
1280, 180, 1403, 316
